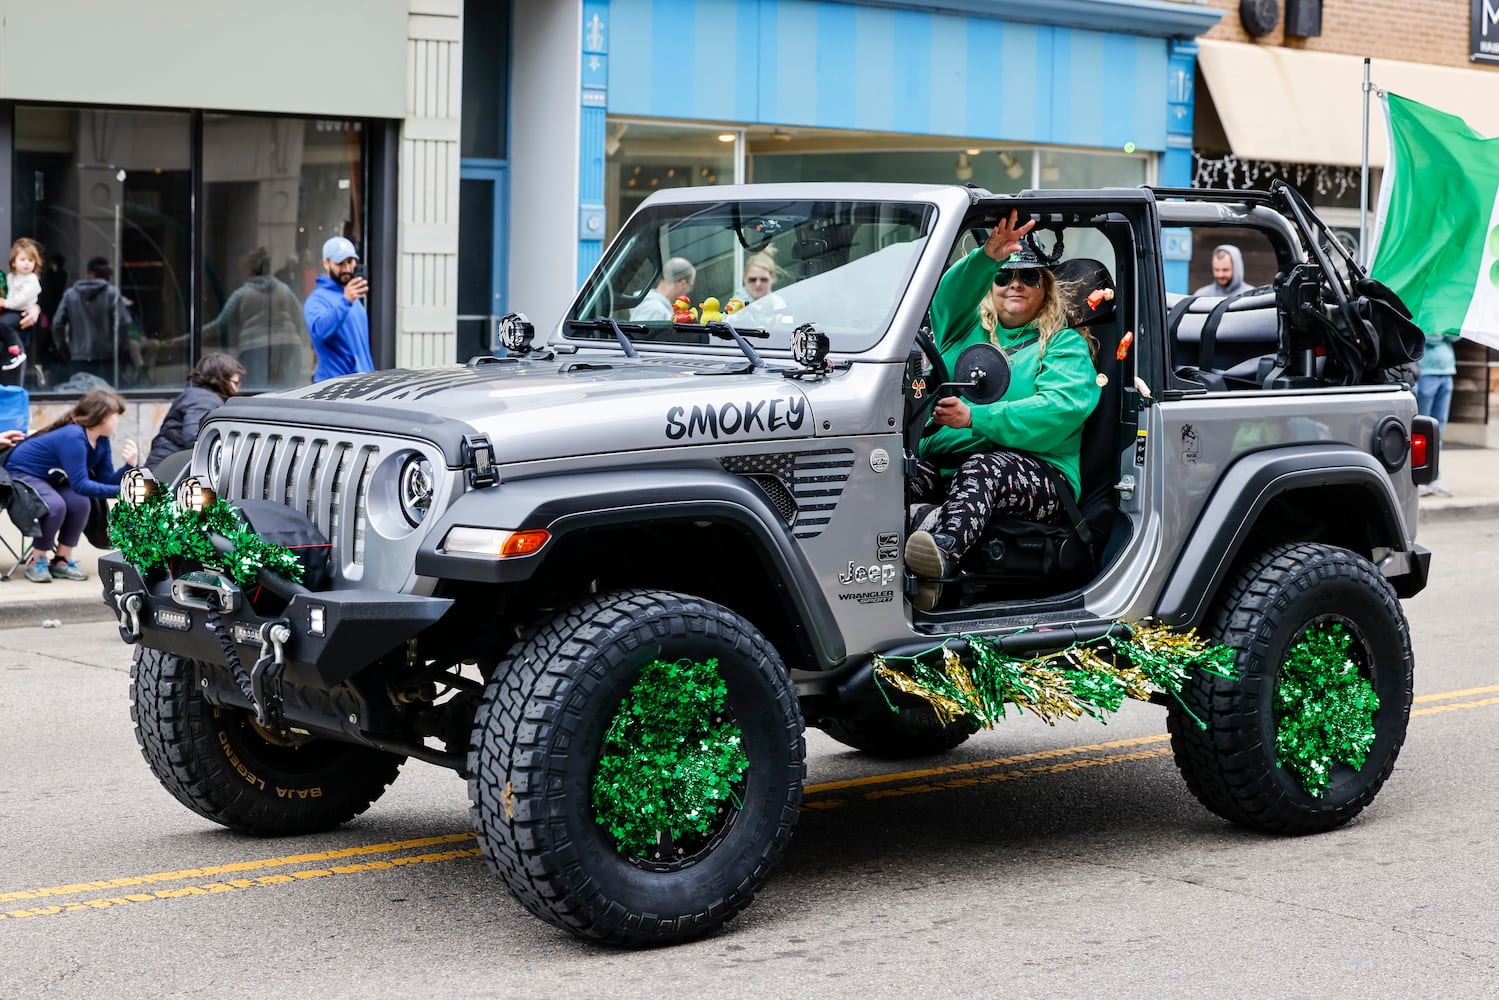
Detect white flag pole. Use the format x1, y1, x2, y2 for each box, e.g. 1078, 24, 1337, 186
1360, 57, 1371, 265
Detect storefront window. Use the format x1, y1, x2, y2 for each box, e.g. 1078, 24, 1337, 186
751, 148, 1036, 195
202, 115, 364, 391
13, 106, 192, 393
605, 122, 734, 242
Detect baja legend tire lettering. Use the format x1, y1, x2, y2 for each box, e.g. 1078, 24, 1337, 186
665, 397, 805, 440
218, 731, 267, 791
276, 786, 323, 799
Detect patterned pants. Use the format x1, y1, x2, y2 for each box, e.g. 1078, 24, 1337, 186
910, 450, 1065, 560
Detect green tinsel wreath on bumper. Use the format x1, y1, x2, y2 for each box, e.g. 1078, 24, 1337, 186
591, 658, 749, 858
108, 488, 304, 587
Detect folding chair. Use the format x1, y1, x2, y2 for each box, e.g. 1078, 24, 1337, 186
0, 463, 44, 580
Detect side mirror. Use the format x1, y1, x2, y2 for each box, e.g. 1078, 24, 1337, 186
938, 342, 1011, 405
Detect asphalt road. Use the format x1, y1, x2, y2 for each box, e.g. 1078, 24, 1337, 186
2, 516, 1497, 999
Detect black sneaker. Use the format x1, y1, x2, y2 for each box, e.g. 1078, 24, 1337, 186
905, 529, 957, 580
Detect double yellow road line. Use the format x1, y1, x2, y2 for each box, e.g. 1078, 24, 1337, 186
5, 683, 1497, 923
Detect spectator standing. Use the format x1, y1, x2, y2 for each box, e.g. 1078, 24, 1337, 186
1191, 245, 1253, 298
629, 258, 695, 322
52, 257, 132, 383
208, 247, 312, 390
146, 353, 244, 470
5, 387, 136, 583
304, 236, 373, 382
1416, 332, 1457, 497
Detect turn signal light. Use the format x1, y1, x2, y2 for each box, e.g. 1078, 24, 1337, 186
500, 529, 550, 558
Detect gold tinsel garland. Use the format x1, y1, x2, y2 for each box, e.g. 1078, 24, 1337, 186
874, 622, 1237, 730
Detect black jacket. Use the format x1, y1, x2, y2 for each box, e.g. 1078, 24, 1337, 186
147, 386, 225, 468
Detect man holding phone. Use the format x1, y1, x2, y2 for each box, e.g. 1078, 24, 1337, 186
303, 235, 375, 382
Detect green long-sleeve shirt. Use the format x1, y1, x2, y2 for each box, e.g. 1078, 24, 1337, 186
917, 247, 1101, 497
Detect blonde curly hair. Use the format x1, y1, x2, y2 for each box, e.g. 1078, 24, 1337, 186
979, 269, 1097, 359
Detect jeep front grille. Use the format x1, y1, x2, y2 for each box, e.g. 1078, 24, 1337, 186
216, 430, 375, 569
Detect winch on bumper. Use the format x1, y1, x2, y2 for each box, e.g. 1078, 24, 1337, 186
101, 552, 453, 692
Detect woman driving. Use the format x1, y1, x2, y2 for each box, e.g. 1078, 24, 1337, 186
905, 211, 1101, 610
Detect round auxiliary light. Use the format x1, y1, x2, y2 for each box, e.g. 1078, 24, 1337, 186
791, 323, 830, 370
175, 476, 219, 514
497, 312, 535, 354
120, 467, 158, 506
398, 454, 434, 526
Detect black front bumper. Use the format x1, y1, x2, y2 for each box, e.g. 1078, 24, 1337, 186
99, 553, 453, 688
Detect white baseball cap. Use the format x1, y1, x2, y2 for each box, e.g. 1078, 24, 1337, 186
322, 236, 359, 264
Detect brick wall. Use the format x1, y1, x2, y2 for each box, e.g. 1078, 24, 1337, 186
1201, 0, 1487, 70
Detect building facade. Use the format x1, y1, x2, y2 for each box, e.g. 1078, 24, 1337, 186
1190, 0, 1499, 438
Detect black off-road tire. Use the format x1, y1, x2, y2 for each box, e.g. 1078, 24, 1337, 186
819, 705, 979, 758
468, 589, 805, 946
1167, 543, 1413, 834
130, 647, 405, 835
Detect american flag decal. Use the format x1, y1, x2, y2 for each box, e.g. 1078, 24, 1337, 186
720, 449, 855, 538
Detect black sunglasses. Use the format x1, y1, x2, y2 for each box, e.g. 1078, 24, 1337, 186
994, 268, 1043, 288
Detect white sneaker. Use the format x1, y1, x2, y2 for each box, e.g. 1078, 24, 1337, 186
1417, 484, 1433, 497
1431, 480, 1454, 497
1, 351, 26, 371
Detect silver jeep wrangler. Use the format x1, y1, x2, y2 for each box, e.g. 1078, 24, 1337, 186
105, 180, 1436, 946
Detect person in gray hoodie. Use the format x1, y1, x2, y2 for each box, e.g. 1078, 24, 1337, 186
1192, 244, 1253, 297
51, 257, 132, 381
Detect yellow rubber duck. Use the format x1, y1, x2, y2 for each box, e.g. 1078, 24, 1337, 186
699, 296, 723, 324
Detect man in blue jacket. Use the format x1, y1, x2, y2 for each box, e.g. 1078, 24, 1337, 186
304, 236, 374, 382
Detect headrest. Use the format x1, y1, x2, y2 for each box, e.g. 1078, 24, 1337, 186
1054, 258, 1116, 329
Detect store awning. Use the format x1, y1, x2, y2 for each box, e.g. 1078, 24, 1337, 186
1197, 39, 1499, 168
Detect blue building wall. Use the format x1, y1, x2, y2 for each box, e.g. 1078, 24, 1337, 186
607, 0, 1169, 153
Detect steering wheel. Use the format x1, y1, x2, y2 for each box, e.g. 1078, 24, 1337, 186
907, 326, 951, 450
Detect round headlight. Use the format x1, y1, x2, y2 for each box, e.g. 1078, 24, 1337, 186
206, 435, 226, 483
399, 454, 434, 526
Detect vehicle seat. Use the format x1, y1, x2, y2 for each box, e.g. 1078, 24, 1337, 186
951, 258, 1131, 603
1169, 288, 1281, 389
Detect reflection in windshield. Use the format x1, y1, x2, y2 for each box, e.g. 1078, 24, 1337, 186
569, 199, 935, 354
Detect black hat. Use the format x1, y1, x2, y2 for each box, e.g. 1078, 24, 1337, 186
998, 243, 1050, 271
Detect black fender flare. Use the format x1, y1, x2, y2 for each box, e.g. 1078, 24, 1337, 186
1156, 445, 1409, 627
414, 468, 845, 667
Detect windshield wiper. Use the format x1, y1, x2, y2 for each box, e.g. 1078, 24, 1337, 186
704, 321, 768, 370
564, 317, 640, 357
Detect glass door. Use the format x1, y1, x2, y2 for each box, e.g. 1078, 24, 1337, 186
456, 164, 507, 360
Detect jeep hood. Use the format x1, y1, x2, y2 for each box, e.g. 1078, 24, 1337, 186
222, 357, 817, 463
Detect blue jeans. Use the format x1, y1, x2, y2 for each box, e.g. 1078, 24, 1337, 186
1415, 373, 1453, 429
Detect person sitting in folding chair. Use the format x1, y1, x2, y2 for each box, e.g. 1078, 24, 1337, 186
4, 388, 136, 582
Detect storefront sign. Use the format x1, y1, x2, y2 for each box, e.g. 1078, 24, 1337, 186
1474, 0, 1499, 64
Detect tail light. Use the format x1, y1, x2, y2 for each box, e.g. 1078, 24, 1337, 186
1410, 415, 1440, 486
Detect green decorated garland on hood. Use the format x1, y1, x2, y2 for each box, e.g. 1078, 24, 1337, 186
108, 488, 304, 587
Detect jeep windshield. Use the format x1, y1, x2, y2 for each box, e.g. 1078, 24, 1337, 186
565, 197, 936, 354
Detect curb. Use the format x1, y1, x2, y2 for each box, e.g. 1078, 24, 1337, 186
0, 586, 117, 630
1417, 499, 1499, 524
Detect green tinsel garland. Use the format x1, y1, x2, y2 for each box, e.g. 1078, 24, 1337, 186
875, 623, 1238, 730
591, 658, 749, 858
1274, 624, 1380, 798
108, 489, 304, 587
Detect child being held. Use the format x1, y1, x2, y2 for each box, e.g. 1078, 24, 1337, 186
0, 238, 41, 371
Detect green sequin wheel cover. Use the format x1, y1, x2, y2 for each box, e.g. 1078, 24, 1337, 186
592, 658, 749, 857
1273, 624, 1380, 797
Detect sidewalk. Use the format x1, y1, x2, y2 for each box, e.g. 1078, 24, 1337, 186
0, 443, 1491, 629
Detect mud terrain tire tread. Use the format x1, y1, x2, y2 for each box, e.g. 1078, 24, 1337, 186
467, 589, 805, 946
1166, 542, 1413, 834
130, 647, 404, 835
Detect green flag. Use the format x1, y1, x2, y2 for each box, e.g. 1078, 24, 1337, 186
1371, 92, 1499, 350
